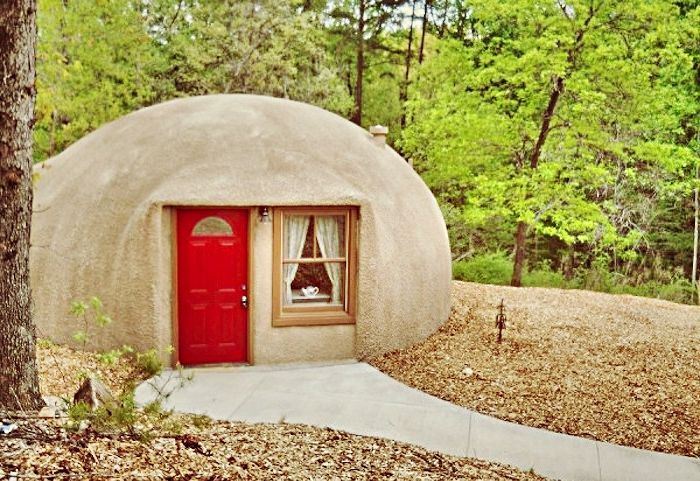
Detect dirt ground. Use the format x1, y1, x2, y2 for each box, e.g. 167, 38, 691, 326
1, 341, 551, 480
371, 281, 700, 457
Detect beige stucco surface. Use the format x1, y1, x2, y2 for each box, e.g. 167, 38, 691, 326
31, 94, 451, 364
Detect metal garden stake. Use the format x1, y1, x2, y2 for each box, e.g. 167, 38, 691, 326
495, 299, 507, 343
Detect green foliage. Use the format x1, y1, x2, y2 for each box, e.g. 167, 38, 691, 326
136, 349, 163, 377
191, 414, 213, 430
610, 279, 696, 305
144, 0, 352, 114
403, 0, 700, 293
34, 0, 353, 163
96, 345, 134, 366
66, 401, 93, 430
66, 369, 196, 438
66, 392, 139, 434
35, 0, 161, 161
70, 296, 112, 350
36, 338, 55, 349
453, 251, 696, 304
34, 0, 700, 301
522, 266, 568, 290
452, 252, 513, 285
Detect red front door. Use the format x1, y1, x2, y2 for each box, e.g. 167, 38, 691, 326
177, 208, 248, 365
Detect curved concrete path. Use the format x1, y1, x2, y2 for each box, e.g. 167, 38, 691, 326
134, 362, 700, 481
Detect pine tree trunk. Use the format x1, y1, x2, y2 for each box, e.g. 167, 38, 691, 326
351, 0, 365, 126
418, 0, 429, 65
0, 0, 43, 410
400, 0, 416, 129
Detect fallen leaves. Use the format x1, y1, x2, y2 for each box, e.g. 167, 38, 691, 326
2, 331, 552, 480
37, 341, 142, 399
371, 281, 700, 457
0, 417, 551, 480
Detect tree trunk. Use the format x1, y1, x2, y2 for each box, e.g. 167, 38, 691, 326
0, 0, 43, 410
438, 0, 448, 38
510, 78, 565, 286
400, 0, 416, 129
693, 160, 699, 303
511, 222, 527, 287
529, 76, 564, 169
418, 0, 429, 65
509, 10, 595, 287
351, 0, 365, 126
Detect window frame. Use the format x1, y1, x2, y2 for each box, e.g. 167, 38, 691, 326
272, 206, 358, 327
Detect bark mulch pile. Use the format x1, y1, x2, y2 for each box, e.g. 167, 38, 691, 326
1, 342, 551, 480
371, 281, 700, 457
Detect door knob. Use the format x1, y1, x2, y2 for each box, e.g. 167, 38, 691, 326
241, 295, 248, 309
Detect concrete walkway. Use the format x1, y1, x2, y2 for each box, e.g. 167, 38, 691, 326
134, 362, 700, 481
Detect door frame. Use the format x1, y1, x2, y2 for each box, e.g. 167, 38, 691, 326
170, 206, 256, 366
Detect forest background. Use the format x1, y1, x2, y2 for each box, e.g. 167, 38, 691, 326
35, 0, 700, 304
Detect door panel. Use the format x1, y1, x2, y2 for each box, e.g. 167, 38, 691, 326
177, 209, 248, 365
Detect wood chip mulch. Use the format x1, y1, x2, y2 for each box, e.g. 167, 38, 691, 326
371, 281, 700, 458
0, 341, 551, 480
0, 418, 552, 481
37, 341, 144, 398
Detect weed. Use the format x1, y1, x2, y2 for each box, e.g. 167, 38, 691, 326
70, 296, 112, 350
137, 349, 163, 376
191, 414, 212, 430
37, 338, 55, 349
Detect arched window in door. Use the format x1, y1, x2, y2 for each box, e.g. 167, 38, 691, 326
192, 216, 233, 236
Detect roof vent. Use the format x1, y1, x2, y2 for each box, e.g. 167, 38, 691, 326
369, 125, 388, 145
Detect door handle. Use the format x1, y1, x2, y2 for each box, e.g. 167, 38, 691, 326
241, 295, 248, 309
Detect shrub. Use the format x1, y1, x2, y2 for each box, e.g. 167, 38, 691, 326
522, 268, 568, 289
137, 349, 163, 376
453, 251, 697, 305
610, 278, 696, 305
452, 252, 513, 285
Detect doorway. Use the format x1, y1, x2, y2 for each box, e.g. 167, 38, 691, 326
176, 208, 249, 364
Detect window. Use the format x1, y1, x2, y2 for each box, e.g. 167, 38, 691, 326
191, 216, 233, 236
272, 207, 358, 326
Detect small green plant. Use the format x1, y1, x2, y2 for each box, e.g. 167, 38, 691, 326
191, 414, 212, 430
67, 392, 139, 434
66, 401, 93, 430
96, 345, 134, 366
66, 368, 194, 440
137, 348, 163, 376
37, 338, 55, 349
70, 296, 112, 349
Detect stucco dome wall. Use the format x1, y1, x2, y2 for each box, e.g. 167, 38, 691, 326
31, 95, 451, 360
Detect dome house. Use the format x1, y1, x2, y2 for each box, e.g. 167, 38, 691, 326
31, 95, 451, 366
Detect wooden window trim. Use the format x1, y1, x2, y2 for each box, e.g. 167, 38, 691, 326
272, 206, 358, 327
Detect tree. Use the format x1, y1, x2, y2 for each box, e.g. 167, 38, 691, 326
327, 0, 406, 125
34, 0, 161, 161
401, 0, 697, 287
145, 0, 352, 115
399, 0, 416, 128
0, 0, 44, 410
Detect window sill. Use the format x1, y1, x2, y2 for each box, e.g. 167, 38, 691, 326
272, 313, 355, 327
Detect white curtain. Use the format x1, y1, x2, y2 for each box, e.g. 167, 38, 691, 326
315, 216, 342, 304
283, 215, 310, 304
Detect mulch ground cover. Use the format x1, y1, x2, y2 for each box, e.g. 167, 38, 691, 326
371, 281, 700, 457
1, 339, 551, 480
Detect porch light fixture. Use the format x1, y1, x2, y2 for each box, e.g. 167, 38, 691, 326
259, 206, 271, 223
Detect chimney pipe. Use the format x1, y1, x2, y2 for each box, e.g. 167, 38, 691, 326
369, 125, 388, 145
